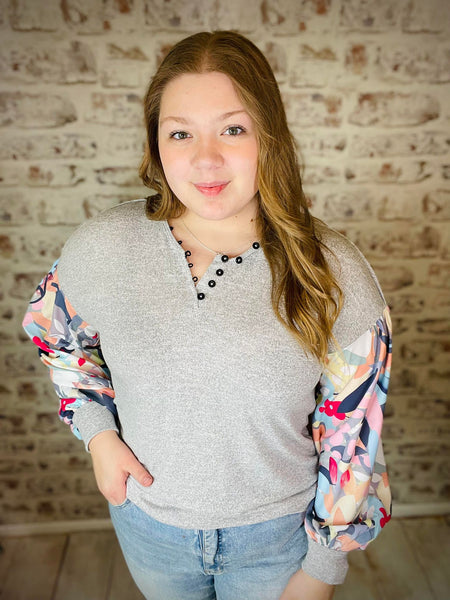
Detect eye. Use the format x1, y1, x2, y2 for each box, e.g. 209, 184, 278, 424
170, 131, 191, 140
224, 126, 246, 136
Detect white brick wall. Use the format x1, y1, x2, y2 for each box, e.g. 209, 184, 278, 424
0, 0, 449, 524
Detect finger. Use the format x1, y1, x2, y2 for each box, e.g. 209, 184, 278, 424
128, 460, 153, 486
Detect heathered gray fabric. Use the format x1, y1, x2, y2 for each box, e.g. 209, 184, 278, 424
57, 199, 386, 584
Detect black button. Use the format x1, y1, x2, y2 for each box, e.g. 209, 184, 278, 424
252, 242, 260, 249
235, 256, 243, 264
221, 255, 229, 262
208, 280, 216, 287
185, 250, 191, 257
197, 292, 205, 300
188, 263, 193, 268
192, 276, 198, 283
169, 226, 174, 230
178, 239, 183, 244
216, 269, 224, 276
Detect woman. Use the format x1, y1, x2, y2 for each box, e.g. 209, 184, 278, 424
22, 31, 392, 600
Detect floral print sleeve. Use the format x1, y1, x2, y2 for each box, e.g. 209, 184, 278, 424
301, 305, 392, 583
22, 260, 118, 445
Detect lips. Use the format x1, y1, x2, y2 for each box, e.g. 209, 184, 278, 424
194, 181, 229, 196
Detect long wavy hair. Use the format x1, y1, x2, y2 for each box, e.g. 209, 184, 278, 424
139, 31, 342, 364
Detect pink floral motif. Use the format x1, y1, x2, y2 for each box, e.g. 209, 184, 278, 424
380, 507, 391, 528
319, 399, 346, 420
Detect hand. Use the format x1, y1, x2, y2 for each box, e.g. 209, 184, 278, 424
89, 430, 153, 505
279, 569, 335, 600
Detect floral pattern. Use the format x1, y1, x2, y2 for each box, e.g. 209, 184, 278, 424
304, 305, 392, 551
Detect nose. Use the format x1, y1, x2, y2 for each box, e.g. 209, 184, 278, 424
191, 136, 224, 169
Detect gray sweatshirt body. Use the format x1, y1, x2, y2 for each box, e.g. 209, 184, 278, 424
57, 199, 386, 531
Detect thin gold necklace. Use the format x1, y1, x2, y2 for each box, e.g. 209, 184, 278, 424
180, 218, 255, 256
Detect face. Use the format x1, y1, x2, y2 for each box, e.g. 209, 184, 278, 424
158, 71, 259, 223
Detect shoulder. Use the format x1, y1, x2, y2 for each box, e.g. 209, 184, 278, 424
314, 218, 388, 348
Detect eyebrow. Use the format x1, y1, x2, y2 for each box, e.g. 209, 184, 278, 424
159, 110, 249, 126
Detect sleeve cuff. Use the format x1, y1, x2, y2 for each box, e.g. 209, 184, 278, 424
301, 536, 350, 585
72, 401, 119, 452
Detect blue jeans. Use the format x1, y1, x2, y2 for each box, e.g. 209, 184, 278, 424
109, 500, 308, 600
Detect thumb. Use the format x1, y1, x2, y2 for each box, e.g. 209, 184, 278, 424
128, 458, 153, 486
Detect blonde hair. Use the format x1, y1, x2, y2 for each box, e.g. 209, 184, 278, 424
139, 31, 342, 364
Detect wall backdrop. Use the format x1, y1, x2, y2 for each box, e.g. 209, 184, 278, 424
0, 0, 449, 525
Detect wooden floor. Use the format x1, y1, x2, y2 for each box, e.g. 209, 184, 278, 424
0, 515, 448, 600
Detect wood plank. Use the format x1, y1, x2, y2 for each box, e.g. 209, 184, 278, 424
0, 534, 66, 600
400, 515, 450, 600
107, 544, 145, 600
364, 519, 434, 600
54, 531, 116, 600
334, 549, 382, 600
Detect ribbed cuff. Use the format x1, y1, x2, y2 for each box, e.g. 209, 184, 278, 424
301, 536, 350, 585
72, 402, 119, 452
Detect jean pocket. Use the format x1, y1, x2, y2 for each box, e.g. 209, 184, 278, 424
110, 498, 131, 509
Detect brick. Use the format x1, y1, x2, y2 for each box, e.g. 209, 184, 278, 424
442, 164, 450, 180
38, 454, 90, 472
0, 193, 33, 224
348, 92, 439, 127
423, 190, 450, 220
37, 436, 84, 455
290, 44, 338, 88
85, 92, 143, 127
392, 442, 450, 458
423, 263, 450, 288
213, 0, 262, 31
107, 43, 148, 61
27, 164, 88, 187
352, 225, 441, 258
36, 196, 85, 226
390, 316, 414, 335
344, 42, 370, 76
0, 414, 28, 435
429, 293, 450, 311
61, 0, 139, 34
339, 0, 402, 31
377, 193, 422, 221
410, 226, 442, 258
402, 0, 450, 33
260, 0, 332, 34
10, 0, 63, 31
0, 163, 21, 186
0, 133, 97, 160
388, 367, 418, 393
144, 0, 212, 30
82, 194, 137, 219
101, 60, 149, 88
400, 340, 450, 364
296, 133, 347, 158
0, 501, 35, 523
349, 131, 450, 158
0, 40, 97, 84
388, 293, 425, 313
375, 43, 450, 84
0, 92, 77, 128
94, 166, 142, 186
5, 227, 74, 267
417, 319, 450, 335
312, 190, 374, 221
0, 437, 36, 454
345, 160, 433, 184
284, 93, 342, 128
302, 163, 341, 185
420, 368, 450, 396
362, 264, 415, 292
0, 458, 36, 475
101, 131, 144, 158
262, 42, 288, 83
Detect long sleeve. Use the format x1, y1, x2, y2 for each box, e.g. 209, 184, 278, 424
22, 260, 119, 449
301, 305, 392, 585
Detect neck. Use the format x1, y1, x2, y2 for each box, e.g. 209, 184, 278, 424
180, 206, 259, 251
